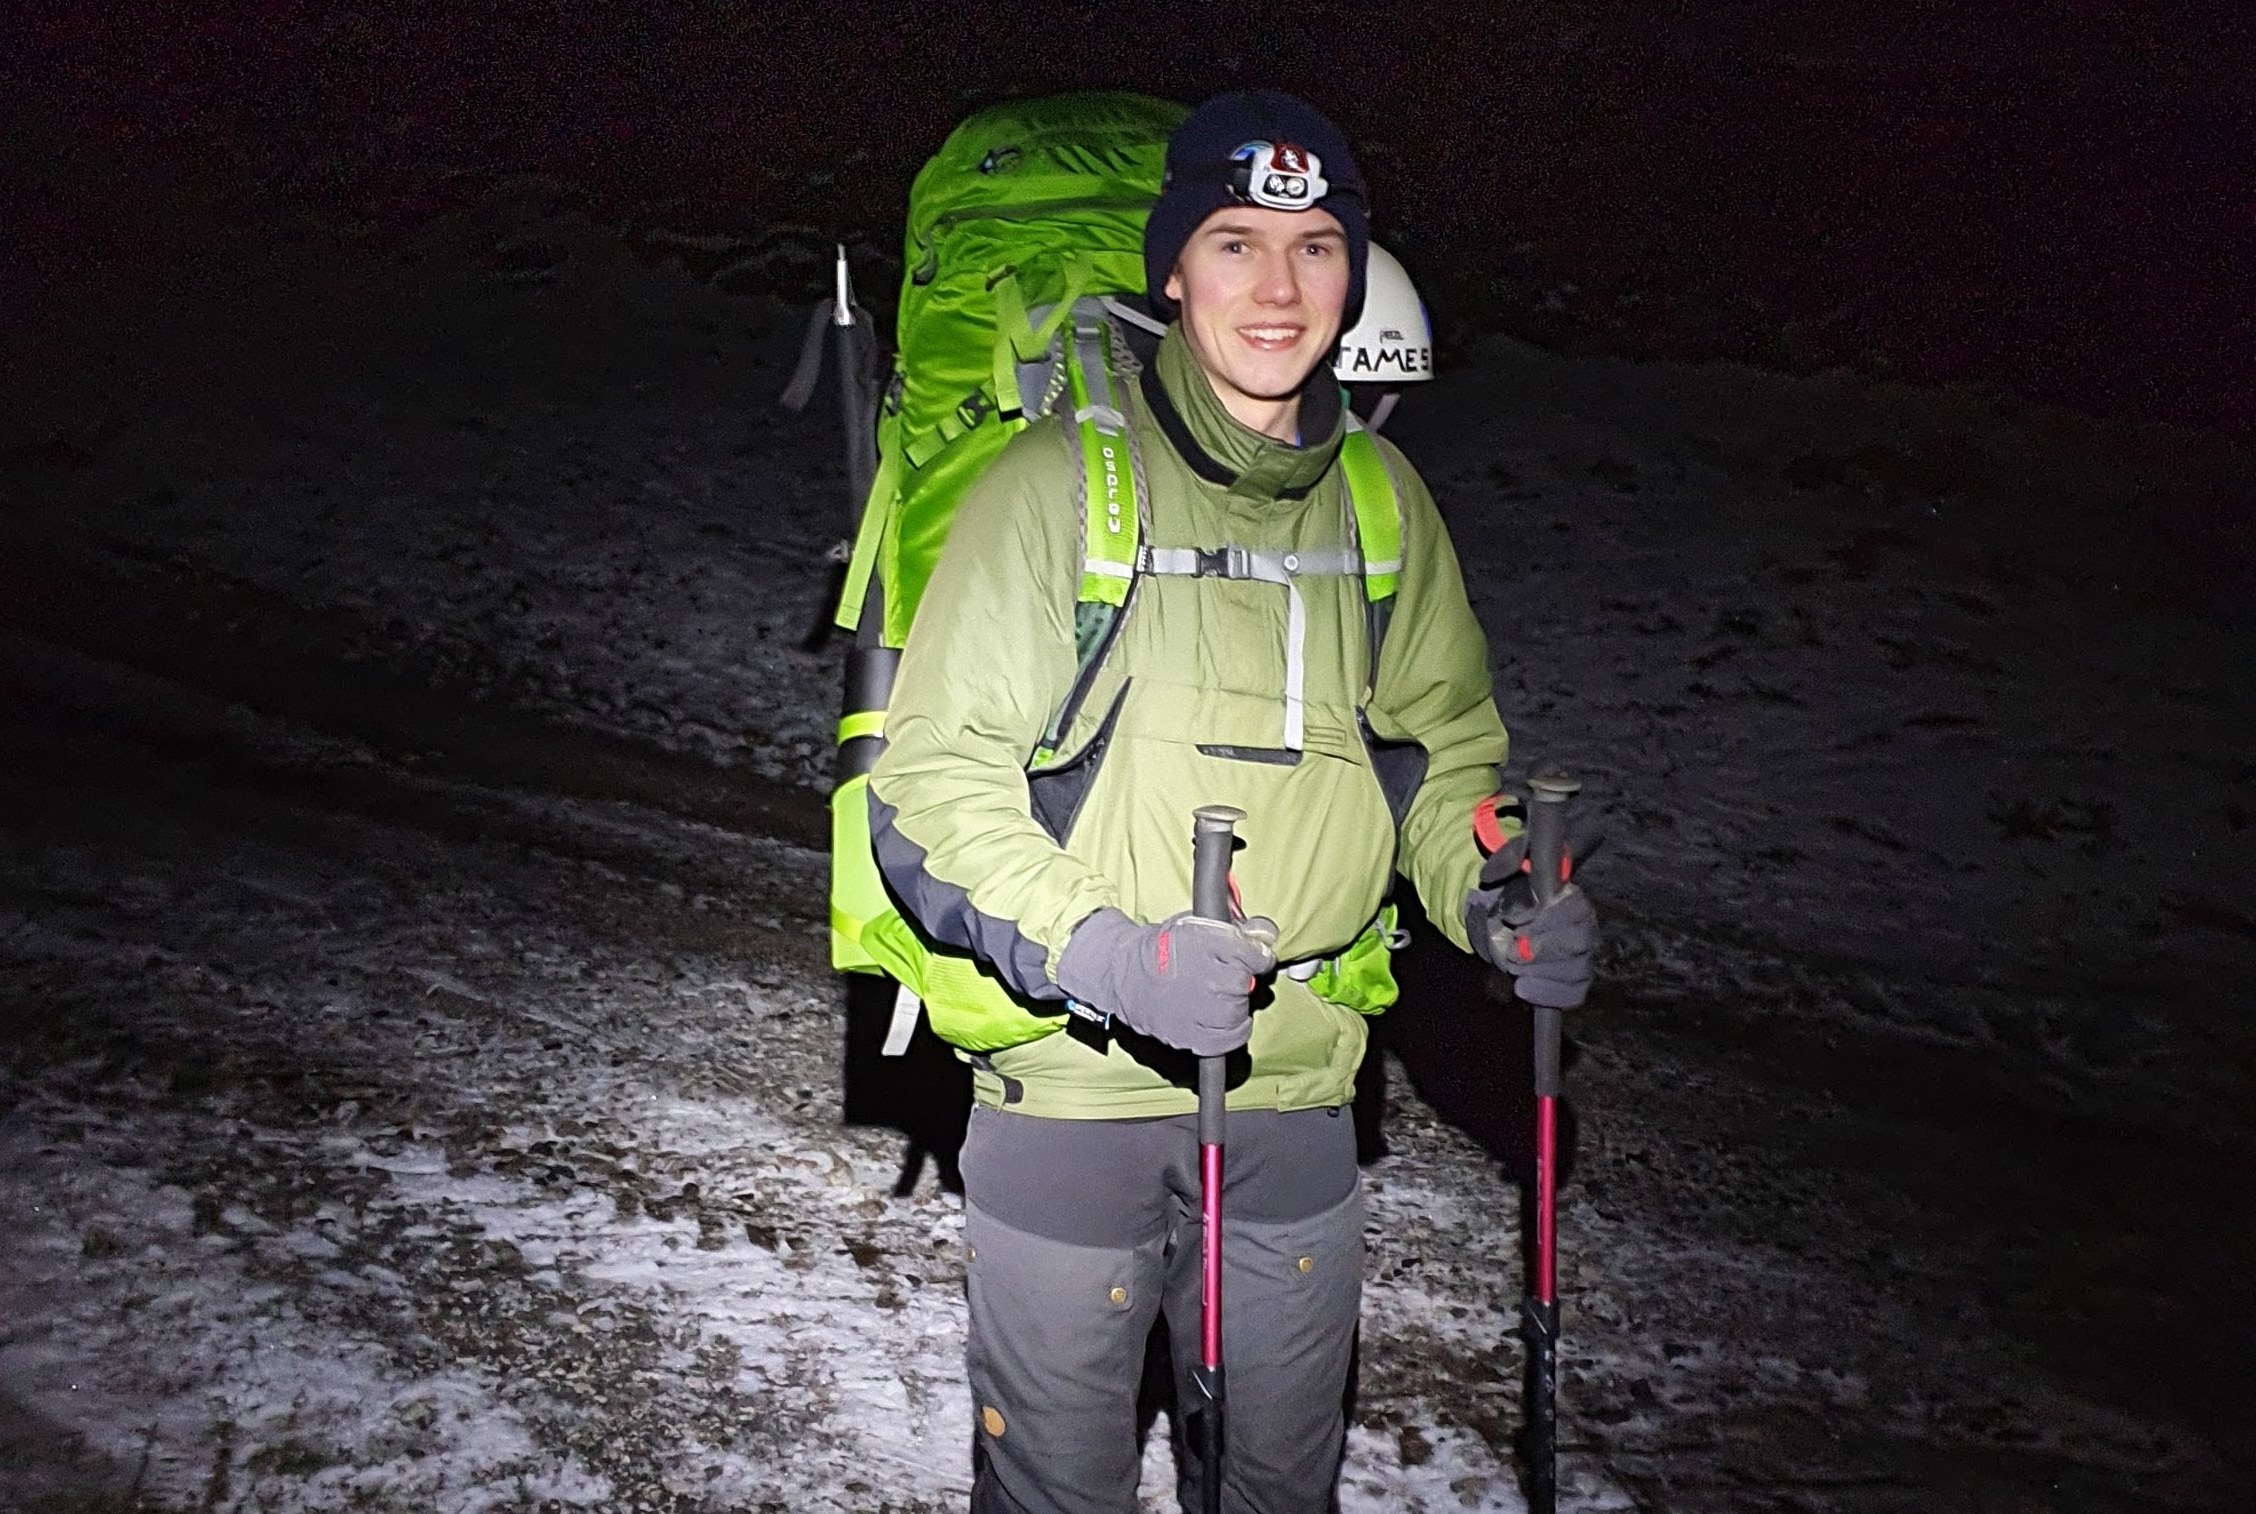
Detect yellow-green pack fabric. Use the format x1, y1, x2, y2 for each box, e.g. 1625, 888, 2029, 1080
829, 93, 1183, 980
1305, 904, 1403, 1015
841, 92, 1186, 648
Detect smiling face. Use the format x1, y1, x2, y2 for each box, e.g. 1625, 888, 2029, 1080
1163, 205, 1351, 441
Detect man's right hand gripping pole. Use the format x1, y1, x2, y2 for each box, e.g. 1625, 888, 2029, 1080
1055, 907, 1279, 1057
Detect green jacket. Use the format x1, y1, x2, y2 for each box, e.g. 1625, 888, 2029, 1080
868, 328, 1509, 1117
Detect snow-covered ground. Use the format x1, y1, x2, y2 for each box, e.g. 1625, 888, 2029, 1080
3, 177, 2250, 1510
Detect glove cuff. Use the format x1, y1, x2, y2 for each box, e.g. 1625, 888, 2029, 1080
1464, 888, 1502, 970
1055, 907, 1140, 1007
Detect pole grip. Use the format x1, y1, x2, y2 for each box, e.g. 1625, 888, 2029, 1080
1524, 775, 1578, 1101
1191, 805, 1242, 1148
1197, 1058, 1227, 1145
1524, 774, 1577, 908
1191, 806, 1241, 921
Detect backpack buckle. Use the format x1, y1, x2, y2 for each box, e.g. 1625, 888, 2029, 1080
1194, 546, 1250, 579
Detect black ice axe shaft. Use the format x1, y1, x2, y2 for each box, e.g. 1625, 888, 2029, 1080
1523, 772, 1579, 1514
1190, 803, 1242, 1514
829, 247, 878, 518
788, 244, 880, 650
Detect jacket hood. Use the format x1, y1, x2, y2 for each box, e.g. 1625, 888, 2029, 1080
1144, 325, 1346, 505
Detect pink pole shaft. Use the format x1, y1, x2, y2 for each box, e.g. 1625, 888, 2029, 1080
1201, 1141, 1224, 1367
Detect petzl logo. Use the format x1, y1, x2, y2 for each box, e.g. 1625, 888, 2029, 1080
1234, 140, 1328, 212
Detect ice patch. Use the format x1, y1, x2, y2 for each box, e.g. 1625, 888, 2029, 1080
0, 1123, 611, 1511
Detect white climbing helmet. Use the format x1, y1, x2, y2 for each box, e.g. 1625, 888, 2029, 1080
1334, 242, 1433, 386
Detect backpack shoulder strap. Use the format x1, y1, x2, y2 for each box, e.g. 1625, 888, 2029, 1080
1338, 421, 1401, 601
1066, 298, 1141, 605
1339, 418, 1404, 688
1034, 300, 1147, 762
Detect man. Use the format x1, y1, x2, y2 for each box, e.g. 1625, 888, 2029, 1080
869, 91, 1597, 1514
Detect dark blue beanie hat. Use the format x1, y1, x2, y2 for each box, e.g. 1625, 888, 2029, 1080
1144, 90, 1369, 328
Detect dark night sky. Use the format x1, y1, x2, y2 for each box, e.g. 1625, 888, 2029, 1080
9, 0, 2253, 431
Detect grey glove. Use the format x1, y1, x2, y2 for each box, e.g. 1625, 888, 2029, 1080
1465, 835, 1599, 1009
1055, 907, 1280, 1057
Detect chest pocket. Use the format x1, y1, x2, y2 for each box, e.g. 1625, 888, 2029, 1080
1033, 414, 1403, 762
1131, 542, 1369, 755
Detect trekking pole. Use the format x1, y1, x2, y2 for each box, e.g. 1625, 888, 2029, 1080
1522, 772, 1579, 1514
1189, 803, 1243, 1514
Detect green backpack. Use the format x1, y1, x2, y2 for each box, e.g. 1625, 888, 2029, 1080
827, 92, 1406, 1054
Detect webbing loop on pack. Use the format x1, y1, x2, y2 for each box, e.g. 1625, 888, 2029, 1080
834, 427, 904, 632
1069, 308, 1127, 435
903, 387, 1002, 469
992, 266, 1091, 419
1074, 404, 1129, 432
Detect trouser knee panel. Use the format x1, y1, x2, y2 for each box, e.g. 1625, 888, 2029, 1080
1168, 1182, 1365, 1514
965, 1201, 1166, 1514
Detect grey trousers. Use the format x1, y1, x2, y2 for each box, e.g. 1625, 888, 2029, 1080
960, 1106, 1364, 1514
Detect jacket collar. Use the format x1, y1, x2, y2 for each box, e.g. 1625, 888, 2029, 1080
1141, 325, 1345, 503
